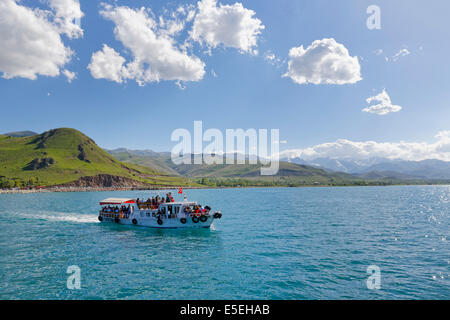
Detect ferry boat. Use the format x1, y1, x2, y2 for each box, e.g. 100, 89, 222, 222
98, 197, 222, 229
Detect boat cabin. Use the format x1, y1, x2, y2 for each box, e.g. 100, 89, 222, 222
99, 198, 135, 218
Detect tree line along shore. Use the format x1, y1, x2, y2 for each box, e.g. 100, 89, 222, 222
1, 180, 449, 194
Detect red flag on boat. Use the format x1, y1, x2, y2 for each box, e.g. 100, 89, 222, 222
178, 187, 183, 194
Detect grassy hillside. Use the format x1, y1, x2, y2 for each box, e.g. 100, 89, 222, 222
108, 149, 179, 175
0, 128, 192, 188
107, 150, 340, 178
170, 161, 341, 178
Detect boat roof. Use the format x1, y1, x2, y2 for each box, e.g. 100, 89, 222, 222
99, 199, 198, 206
100, 198, 135, 205
161, 201, 197, 205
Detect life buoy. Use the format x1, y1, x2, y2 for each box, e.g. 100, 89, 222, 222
157, 218, 163, 225
98, 216, 103, 222
192, 216, 199, 223
180, 218, 187, 224
200, 215, 207, 223
196, 213, 201, 217
213, 212, 222, 219
132, 218, 138, 225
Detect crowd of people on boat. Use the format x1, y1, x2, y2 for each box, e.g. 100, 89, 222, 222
101, 204, 132, 215
136, 193, 174, 209
183, 204, 210, 215
100, 193, 211, 217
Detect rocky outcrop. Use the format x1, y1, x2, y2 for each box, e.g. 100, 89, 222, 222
30, 129, 57, 149
57, 174, 146, 188
24, 157, 55, 170
77, 144, 90, 163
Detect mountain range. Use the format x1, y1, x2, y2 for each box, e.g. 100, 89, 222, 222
282, 157, 450, 179
1, 128, 449, 189
107, 148, 450, 182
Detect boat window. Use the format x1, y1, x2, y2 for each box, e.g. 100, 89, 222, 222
160, 207, 166, 214
175, 206, 180, 214
168, 205, 172, 214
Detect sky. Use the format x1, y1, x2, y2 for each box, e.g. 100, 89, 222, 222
1, 0, 450, 161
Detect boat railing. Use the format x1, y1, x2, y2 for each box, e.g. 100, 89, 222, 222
183, 211, 211, 217
137, 203, 159, 210
99, 210, 131, 219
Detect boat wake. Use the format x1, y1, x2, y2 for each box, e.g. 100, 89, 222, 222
40, 213, 99, 224
14, 210, 99, 224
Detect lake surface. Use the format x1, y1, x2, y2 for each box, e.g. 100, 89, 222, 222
0, 186, 448, 299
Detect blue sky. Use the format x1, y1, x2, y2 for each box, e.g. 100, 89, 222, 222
1, 0, 449, 159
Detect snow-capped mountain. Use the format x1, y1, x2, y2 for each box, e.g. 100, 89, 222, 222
282, 157, 450, 179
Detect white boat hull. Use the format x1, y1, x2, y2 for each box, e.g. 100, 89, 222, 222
100, 212, 215, 229
98, 199, 222, 229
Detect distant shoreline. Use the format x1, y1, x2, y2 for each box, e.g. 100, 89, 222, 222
1, 183, 449, 194
0, 186, 204, 194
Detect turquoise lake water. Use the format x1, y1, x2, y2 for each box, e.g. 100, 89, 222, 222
0, 186, 448, 299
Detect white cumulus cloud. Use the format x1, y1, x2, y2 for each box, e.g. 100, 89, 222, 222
264, 51, 283, 67
48, 0, 84, 39
62, 69, 76, 83
362, 89, 402, 115
0, 0, 83, 80
88, 44, 128, 84
279, 131, 450, 162
88, 5, 205, 86
283, 38, 362, 85
392, 48, 410, 62
190, 0, 264, 55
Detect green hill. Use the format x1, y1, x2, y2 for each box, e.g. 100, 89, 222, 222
0, 128, 191, 188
